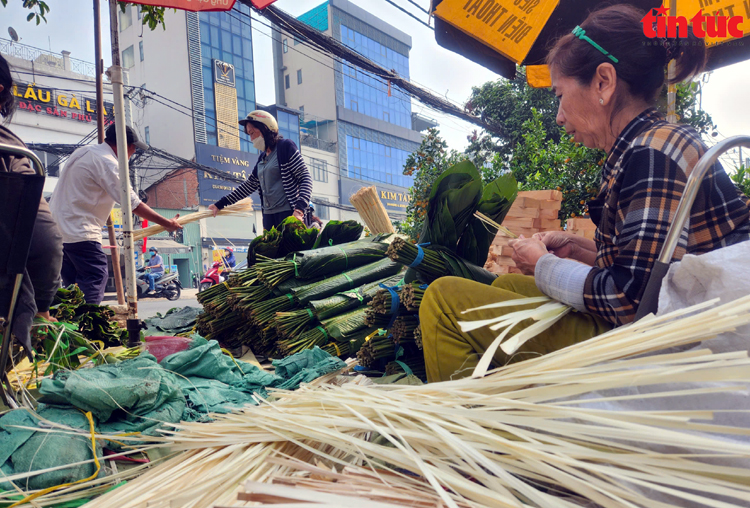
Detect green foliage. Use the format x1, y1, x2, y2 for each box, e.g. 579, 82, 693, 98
506, 109, 604, 220
464, 69, 560, 170
468, 68, 716, 221
401, 129, 466, 240
660, 81, 717, 136
730, 166, 750, 198
456, 173, 517, 266
4, 1, 169, 30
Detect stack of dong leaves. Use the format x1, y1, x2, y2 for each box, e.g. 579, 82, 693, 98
197, 217, 409, 362
387, 160, 517, 285
196, 164, 516, 378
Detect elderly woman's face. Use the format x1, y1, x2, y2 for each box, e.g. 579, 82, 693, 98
550, 67, 607, 151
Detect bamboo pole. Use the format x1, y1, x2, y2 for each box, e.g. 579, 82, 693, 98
349, 186, 395, 234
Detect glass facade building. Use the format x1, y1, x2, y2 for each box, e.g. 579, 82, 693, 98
199, 4, 256, 152
340, 25, 411, 129
345, 135, 411, 188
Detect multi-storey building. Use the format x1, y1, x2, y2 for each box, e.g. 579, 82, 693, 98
118, 3, 261, 276
272, 0, 436, 220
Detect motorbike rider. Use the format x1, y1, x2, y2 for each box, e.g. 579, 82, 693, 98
223, 248, 236, 269
144, 247, 164, 293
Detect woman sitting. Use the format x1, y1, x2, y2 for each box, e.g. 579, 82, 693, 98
420, 4, 750, 383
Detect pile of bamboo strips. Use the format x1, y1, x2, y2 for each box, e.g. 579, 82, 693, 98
349, 186, 396, 234
65, 294, 750, 508
132, 197, 254, 241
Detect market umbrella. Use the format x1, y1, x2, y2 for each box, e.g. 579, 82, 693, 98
431, 0, 750, 86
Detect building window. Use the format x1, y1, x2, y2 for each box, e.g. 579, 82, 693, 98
293, 37, 300, 45
297, 69, 302, 85
284, 74, 290, 89
315, 197, 330, 220
122, 45, 135, 69
299, 105, 304, 121
311, 158, 328, 183
144, 126, 150, 145
383, 111, 389, 122
119, 6, 132, 31
283, 39, 288, 53
351, 100, 358, 112
139, 41, 144, 62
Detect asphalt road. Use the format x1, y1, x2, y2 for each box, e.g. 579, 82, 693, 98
103, 288, 201, 319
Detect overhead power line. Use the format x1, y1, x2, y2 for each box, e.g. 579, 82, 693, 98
380, 0, 433, 30
239, 0, 501, 135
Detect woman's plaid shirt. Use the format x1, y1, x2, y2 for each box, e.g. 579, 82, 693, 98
584, 108, 750, 325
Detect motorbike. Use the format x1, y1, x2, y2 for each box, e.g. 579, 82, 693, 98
199, 261, 228, 292
136, 267, 182, 301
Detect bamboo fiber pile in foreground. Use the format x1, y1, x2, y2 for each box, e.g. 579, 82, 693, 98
75, 295, 750, 508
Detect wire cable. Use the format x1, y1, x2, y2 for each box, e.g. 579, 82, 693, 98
380, 0, 433, 30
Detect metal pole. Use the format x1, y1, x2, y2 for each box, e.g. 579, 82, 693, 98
666, 0, 677, 123
95, 0, 125, 306
107, 0, 141, 346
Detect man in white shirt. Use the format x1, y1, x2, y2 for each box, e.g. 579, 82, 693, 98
49, 124, 181, 304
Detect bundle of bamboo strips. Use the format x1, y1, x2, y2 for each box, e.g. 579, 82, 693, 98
349, 186, 395, 234
133, 197, 253, 241
67, 295, 750, 508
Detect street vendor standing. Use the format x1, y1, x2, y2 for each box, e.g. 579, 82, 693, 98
420, 5, 750, 383
208, 110, 313, 231
49, 124, 182, 305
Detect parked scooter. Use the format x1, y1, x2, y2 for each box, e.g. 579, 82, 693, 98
136, 267, 182, 301
199, 261, 227, 292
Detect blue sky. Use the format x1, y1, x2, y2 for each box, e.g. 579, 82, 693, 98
3, 0, 749, 166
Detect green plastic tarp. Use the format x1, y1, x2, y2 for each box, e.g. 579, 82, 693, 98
0, 340, 346, 492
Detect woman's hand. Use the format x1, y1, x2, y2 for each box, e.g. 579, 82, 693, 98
532, 231, 578, 259
509, 236, 549, 275
209, 204, 219, 218
293, 209, 305, 221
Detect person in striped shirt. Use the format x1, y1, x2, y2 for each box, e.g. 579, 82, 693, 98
419, 4, 750, 382
209, 110, 313, 231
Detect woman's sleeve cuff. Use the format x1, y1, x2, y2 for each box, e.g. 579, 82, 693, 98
534, 254, 590, 312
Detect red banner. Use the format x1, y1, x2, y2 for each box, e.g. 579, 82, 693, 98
128, 0, 236, 12
250, 0, 278, 8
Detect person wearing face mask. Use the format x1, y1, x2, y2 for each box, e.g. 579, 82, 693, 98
49, 124, 182, 305
208, 110, 313, 231
419, 4, 750, 383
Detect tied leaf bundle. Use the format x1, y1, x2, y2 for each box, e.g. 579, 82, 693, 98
278, 308, 373, 356
290, 258, 401, 306
247, 218, 318, 266
387, 237, 497, 284
456, 174, 518, 266
312, 220, 364, 249
50, 286, 126, 348
385, 354, 427, 380
247, 227, 282, 265
275, 273, 404, 340
401, 282, 427, 312
391, 315, 419, 345
279, 216, 318, 254
417, 160, 483, 250
357, 332, 395, 368
258, 239, 391, 289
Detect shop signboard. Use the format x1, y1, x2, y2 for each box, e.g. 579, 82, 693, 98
12, 82, 116, 126
339, 176, 409, 217
195, 143, 260, 208
433, 0, 560, 64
